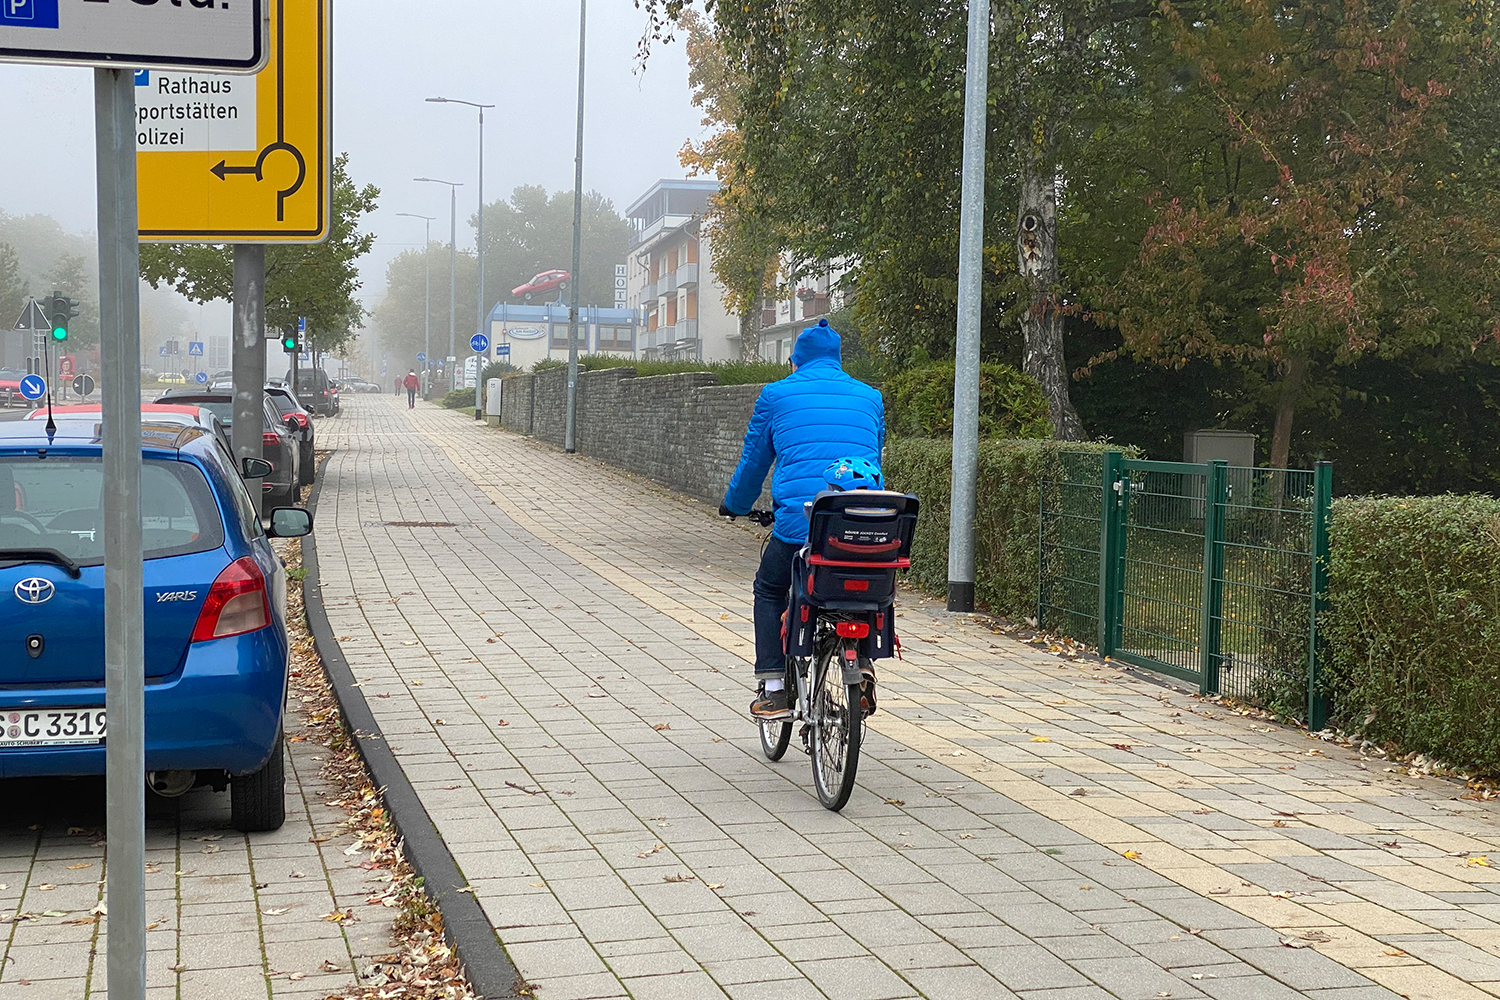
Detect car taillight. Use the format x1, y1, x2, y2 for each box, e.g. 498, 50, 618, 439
835, 621, 870, 638
263, 432, 279, 449
191, 557, 270, 642
294, 413, 308, 427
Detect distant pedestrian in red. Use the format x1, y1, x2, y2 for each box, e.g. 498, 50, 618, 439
403, 370, 419, 408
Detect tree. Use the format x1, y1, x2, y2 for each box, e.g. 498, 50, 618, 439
477, 185, 632, 313
371, 243, 478, 367
0, 243, 24, 331
1094, 0, 1500, 471
139, 154, 380, 355
678, 9, 782, 360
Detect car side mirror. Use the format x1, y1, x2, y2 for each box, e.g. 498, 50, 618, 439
241, 457, 273, 479
285, 415, 299, 432
267, 506, 313, 538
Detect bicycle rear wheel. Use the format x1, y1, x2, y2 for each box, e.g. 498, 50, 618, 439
809, 641, 862, 811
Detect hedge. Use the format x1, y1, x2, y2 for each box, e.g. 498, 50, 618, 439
1323, 495, 1500, 773
530, 354, 794, 386
884, 361, 1052, 439
441, 387, 475, 409
884, 437, 1123, 620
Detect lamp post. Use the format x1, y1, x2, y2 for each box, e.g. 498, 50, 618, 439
564, 0, 587, 454
415, 176, 461, 392
395, 212, 436, 389
427, 96, 495, 420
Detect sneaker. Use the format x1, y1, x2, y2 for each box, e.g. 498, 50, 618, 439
750, 684, 792, 720
859, 665, 877, 717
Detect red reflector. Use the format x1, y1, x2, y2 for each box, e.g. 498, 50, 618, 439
842, 579, 870, 591
191, 556, 270, 642
835, 622, 870, 638
800, 605, 809, 622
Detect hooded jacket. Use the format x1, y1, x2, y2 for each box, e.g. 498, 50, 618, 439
724, 320, 884, 543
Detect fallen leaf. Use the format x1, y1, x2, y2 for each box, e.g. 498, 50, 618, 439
653, 723, 671, 731
288, 972, 306, 982
66, 863, 92, 871
663, 873, 696, 883
1030, 736, 1051, 743
496, 719, 509, 727
884, 798, 905, 807
705, 882, 726, 890
1383, 948, 1407, 957
637, 844, 665, 858
320, 960, 342, 972
168, 963, 187, 974
36, 884, 55, 891
320, 909, 354, 923
200, 845, 220, 854
1111, 744, 1133, 751
1121, 850, 1141, 861
261, 907, 291, 916
1068, 788, 1087, 797
1467, 856, 1491, 867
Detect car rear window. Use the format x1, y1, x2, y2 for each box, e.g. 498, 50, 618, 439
268, 395, 297, 416
0, 456, 225, 567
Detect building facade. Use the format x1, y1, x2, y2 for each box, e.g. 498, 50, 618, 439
485, 302, 644, 372
626, 179, 739, 362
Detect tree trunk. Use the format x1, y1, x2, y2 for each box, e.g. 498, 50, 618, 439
1017, 149, 1085, 441
739, 269, 766, 361
1269, 355, 1305, 471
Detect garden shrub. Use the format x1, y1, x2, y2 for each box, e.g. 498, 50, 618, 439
530, 354, 794, 385
441, 387, 475, 409
885, 361, 1052, 439
884, 438, 1123, 621
1323, 495, 1500, 773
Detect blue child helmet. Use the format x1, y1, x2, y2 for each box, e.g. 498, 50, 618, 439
824, 456, 883, 491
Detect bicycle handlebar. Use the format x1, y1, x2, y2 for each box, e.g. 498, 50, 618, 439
723, 508, 776, 527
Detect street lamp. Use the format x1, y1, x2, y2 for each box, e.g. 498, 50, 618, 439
564, 0, 587, 454
414, 176, 462, 390
427, 96, 496, 421
395, 212, 436, 389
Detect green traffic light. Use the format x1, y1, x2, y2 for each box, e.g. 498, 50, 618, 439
51, 326, 67, 341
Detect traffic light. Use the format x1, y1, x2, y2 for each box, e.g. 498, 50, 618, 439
48, 290, 79, 342
281, 326, 301, 353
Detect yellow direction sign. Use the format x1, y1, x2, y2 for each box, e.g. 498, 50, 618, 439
137, 0, 330, 244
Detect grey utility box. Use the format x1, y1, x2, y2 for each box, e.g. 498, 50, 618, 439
1184, 429, 1256, 467
485, 378, 503, 426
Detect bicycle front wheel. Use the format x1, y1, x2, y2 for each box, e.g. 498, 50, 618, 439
809, 641, 862, 811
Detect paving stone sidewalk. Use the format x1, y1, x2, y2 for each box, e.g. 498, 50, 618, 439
0, 617, 396, 999
312, 393, 1500, 1000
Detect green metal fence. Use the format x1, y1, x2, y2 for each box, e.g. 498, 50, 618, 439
1040, 452, 1331, 728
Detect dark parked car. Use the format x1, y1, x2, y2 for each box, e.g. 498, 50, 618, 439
0, 418, 313, 830
156, 390, 301, 505
264, 385, 314, 486
287, 367, 337, 417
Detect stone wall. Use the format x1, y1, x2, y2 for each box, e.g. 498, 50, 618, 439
495, 367, 771, 506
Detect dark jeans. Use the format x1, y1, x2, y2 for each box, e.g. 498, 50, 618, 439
407, 387, 416, 407
753, 536, 800, 675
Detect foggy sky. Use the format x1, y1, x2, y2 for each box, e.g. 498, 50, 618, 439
0, 0, 706, 321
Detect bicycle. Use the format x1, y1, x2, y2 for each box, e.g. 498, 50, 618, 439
728, 491, 918, 810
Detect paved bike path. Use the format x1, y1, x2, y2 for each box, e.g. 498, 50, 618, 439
312, 394, 1500, 1000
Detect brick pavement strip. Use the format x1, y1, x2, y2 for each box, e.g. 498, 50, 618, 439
311, 394, 1500, 1000
0, 578, 398, 999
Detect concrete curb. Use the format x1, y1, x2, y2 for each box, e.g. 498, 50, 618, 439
299, 459, 521, 999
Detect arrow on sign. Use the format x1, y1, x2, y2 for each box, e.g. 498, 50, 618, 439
209, 160, 259, 181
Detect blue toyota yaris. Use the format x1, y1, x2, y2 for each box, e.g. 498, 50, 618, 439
0, 418, 312, 831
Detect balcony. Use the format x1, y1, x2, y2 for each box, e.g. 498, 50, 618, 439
675, 262, 699, 287
670, 318, 699, 342
660, 270, 678, 296
640, 279, 656, 303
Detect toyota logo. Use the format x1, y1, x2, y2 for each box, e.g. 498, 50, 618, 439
14, 578, 55, 605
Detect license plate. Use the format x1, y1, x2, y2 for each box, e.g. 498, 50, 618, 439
0, 708, 107, 747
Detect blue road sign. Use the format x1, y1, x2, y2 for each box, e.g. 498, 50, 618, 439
134, 70, 149, 86
194, 372, 208, 384
298, 317, 306, 333
0, 0, 60, 30
470, 333, 490, 354
496, 344, 511, 357
416, 352, 427, 362
158, 345, 169, 357
188, 341, 204, 357
19, 374, 46, 401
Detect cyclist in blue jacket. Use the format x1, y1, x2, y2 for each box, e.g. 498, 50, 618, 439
720, 318, 885, 719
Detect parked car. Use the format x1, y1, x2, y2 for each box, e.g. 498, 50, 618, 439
30, 404, 235, 462
0, 368, 26, 407
287, 367, 337, 417
263, 385, 315, 486
512, 269, 570, 302
155, 390, 301, 505
0, 418, 312, 830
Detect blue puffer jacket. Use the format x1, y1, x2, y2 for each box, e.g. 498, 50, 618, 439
724, 320, 885, 543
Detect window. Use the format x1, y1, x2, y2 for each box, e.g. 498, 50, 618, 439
0, 456, 225, 565
597, 325, 634, 352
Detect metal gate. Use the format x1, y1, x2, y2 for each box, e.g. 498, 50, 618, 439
1042, 452, 1331, 728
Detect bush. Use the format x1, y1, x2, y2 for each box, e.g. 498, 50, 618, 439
884, 438, 1123, 620
441, 387, 475, 409
885, 361, 1052, 439
1323, 495, 1500, 773
480, 361, 516, 383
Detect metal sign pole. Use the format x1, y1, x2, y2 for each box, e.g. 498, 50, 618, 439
564, 0, 587, 454
94, 66, 147, 1000
233, 246, 267, 517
